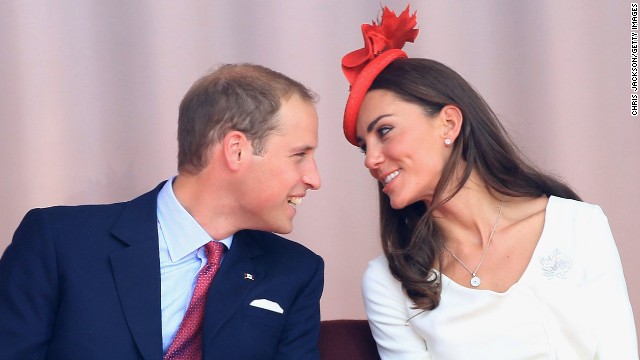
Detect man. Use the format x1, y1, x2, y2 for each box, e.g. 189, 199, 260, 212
0, 63, 324, 359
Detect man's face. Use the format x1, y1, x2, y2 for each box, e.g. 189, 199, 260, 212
239, 94, 321, 234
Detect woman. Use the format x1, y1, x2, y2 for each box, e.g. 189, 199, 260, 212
340, 6, 638, 359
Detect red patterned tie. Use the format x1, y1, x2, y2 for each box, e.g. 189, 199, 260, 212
164, 241, 225, 360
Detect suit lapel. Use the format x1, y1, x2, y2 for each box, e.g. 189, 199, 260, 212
203, 230, 264, 342
110, 183, 164, 360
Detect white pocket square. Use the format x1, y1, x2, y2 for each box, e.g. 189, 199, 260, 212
249, 299, 284, 314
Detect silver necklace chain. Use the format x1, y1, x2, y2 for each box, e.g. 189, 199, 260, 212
442, 197, 504, 287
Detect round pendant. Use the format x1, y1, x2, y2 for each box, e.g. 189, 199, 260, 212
470, 276, 481, 287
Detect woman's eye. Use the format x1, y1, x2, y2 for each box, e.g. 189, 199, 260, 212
377, 126, 392, 137
359, 145, 367, 154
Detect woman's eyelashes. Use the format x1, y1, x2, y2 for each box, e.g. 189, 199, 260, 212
359, 125, 393, 154
377, 125, 392, 138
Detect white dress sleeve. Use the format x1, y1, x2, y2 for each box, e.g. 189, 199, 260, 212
362, 256, 432, 360
579, 205, 638, 358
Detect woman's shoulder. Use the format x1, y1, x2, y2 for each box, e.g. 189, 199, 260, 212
362, 255, 399, 290
364, 254, 390, 278
508, 195, 604, 224
367, 254, 388, 267
362, 254, 410, 308
538, 196, 611, 257
547, 196, 606, 220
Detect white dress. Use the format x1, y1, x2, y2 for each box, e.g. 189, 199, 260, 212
362, 197, 638, 359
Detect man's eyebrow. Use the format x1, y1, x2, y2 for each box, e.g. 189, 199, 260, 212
290, 145, 315, 152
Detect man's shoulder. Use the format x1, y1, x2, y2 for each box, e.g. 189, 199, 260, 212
26, 202, 126, 223
23, 182, 164, 226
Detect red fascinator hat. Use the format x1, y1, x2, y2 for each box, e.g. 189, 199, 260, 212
341, 6, 419, 146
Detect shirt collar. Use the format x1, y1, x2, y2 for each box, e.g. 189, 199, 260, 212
157, 177, 233, 262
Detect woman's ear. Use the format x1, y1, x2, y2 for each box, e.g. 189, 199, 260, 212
222, 131, 250, 171
440, 105, 463, 143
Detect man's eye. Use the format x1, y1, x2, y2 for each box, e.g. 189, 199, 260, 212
359, 145, 367, 154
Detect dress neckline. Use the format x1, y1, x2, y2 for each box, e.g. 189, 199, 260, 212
438, 196, 557, 295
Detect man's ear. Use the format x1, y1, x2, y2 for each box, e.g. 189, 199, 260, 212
222, 131, 251, 171
440, 105, 463, 143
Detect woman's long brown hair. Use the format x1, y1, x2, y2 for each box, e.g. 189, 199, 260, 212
369, 58, 580, 310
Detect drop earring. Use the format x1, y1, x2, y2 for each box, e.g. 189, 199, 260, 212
444, 138, 452, 146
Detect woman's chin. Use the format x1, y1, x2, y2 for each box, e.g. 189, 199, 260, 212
389, 197, 409, 210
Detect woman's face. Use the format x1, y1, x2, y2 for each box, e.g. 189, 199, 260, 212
355, 89, 452, 208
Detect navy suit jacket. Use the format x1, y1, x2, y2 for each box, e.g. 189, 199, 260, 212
0, 183, 324, 359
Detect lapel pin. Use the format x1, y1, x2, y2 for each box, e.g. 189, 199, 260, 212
244, 273, 254, 280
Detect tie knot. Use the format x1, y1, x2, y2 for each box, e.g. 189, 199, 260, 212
204, 241, 225, 265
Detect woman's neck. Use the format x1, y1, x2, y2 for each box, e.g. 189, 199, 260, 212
431, 171, 504, 248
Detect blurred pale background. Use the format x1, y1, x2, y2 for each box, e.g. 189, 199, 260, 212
1, 0, 638, 343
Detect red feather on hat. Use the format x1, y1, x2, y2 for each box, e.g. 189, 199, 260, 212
342, 6, 418, 86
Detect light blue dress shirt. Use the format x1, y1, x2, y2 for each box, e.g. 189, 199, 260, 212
157, 178, 233, 353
